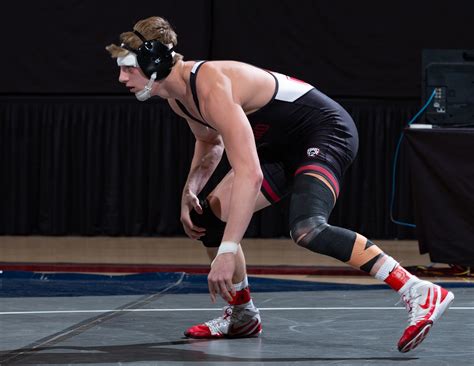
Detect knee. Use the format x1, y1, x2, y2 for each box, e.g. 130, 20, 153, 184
288, 173, 336, 251
290, 216, 356, 262
290, 215, 329, 248
190, 198, 226, 248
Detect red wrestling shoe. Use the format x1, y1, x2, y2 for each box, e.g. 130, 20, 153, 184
397, 281, 454, 353
184, 305, 262, 339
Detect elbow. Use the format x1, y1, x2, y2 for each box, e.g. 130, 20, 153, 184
233, 168, 263, 189
250, 169, 264, 190
212, 143, 225, 161
207, 138, 225, 160
233, 166, 263, 190
214, 141, 225, 155
208, 142, 224, 158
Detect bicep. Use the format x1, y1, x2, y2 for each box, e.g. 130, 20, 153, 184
200, 86, 260, 174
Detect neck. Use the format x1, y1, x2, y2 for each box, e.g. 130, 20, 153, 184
151, 60, 188, 100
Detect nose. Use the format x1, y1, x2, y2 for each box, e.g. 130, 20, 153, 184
118, 68, 128, 84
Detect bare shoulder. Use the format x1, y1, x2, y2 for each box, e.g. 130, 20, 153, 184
198, 61, 275, 111
200, 60, 268, 80
197, 62, 233, 88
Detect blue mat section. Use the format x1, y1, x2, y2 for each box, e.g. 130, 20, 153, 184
0, 271, 472, 297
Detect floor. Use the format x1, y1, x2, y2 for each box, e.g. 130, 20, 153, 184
0, 237, 473, 365
1, 271, 473, 365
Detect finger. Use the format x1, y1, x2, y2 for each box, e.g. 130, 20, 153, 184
208, 281, 217, 303
193, 199, 203, 214
189, 228, 205, 238
182, 214, 206, 233
183, 227, 201, 240
218, 281, 232, 302
183, 229, 193, 239
181, 221, 194, 236
228, 279, 236, 297
210, 291, 216, 303
182, 221, 205, 236
192, 226, 206, 233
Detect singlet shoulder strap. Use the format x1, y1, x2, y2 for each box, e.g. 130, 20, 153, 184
190, 61, 207, 120
173, 99, 211, 127
174, 99, 195, 121
265, 70, 279, 102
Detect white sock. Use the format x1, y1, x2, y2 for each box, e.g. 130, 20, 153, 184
374, 256, 398, 281
232, 276, 256, 309
375, 256, 420, 294
233, 276, 249, 291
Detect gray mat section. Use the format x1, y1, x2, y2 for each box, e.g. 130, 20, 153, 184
1, 288, 473, 365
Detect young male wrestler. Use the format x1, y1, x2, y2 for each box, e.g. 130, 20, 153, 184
106, 16, 454, 352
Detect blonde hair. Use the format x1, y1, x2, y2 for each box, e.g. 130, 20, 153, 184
106, 16, 183, 64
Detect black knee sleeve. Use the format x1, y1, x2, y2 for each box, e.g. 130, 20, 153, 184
289, 174, 357, 262
298, 225, 357, 262
289, 173, 335, 236
190, 199, 226, 247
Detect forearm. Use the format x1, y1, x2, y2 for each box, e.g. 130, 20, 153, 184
183, 140, 224, 196
221, 170, 263, 244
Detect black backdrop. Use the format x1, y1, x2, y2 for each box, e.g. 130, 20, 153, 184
2, 0, 473, 96
1, 1, 472, 238
0, 96, 417, 239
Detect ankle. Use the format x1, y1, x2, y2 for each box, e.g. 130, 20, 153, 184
387, 266, 420, 293
229, 287, 251, 306
233, 276, 249, 291
374, 256, 419, 292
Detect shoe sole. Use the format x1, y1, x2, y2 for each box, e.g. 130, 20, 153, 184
399, 289, 455, 353
399, 322, 432, 353
183, 331, 225, 339
227, 329, 263, 339
184, 324, 263, 340
227, 320, 263, 338
184, 329, 262, 340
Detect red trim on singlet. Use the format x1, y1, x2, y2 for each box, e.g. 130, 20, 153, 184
262, 178, 281, 202
294, 165, 340, 197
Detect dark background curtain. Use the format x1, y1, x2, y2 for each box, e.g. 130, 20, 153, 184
2, 1, 472, 97
1, 0, 472, 238
0, 97, 417, 239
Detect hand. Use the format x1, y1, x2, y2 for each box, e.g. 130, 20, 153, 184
208, 253, 236, 303
180, 190, 206, 240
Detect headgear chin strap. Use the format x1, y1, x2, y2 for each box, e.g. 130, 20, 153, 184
135, 72, 157, 101
122, 30, 175, 81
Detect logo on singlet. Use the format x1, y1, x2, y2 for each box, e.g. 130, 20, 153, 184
307, 147, 320, 157
252, 124, 270, 141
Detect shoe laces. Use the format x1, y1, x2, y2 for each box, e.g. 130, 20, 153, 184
397, 286, 423, 325
205, 305, 232, 330
230, 305, 250, 323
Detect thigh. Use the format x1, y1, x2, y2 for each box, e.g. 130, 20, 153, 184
207, 154, 290, 222
207, 170, 271, 222
290, 113, 359, 198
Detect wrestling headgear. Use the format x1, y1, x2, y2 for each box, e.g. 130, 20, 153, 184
122, 30, 175, 81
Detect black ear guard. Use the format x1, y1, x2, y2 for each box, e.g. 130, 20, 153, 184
122, 30, 174, 80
